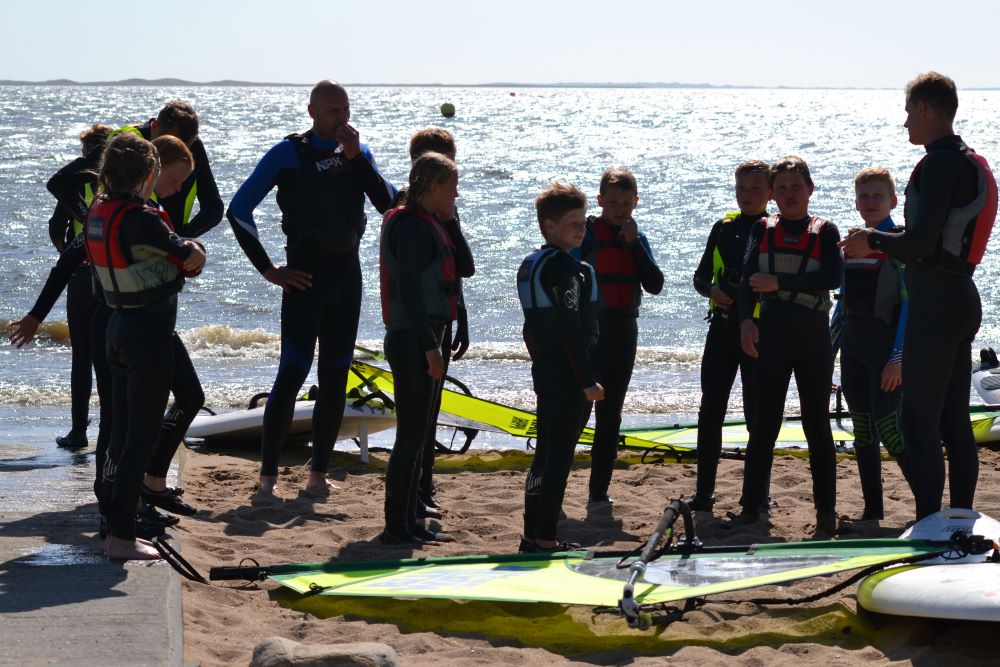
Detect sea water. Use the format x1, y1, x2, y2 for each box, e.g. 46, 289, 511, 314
3, 85, 1000, 450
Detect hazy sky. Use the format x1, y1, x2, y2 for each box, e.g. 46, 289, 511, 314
2, 0, 998, 88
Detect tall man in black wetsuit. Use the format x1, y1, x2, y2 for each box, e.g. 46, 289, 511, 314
842, 72, 998, 519
228, 80, 396, 497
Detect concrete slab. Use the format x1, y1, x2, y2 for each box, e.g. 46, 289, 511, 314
0, 442, 182, 666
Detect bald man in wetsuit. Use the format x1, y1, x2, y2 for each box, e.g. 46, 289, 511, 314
228, 81, 396, 498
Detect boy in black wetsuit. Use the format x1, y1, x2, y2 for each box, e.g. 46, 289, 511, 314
579, 168, 662, 505
834, 167, 913, 521
689, 160, 769, 513
44, 124, 112, 449
842, 72, 998, 519
517, 183, 604, 553
736, 156, 843, 535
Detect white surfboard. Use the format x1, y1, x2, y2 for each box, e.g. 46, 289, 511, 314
972, 347, 1000, 405
186, 400, 396, 463
858, 508, 1000, 621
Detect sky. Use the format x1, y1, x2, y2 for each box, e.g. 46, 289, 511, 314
2, 0, 998, 88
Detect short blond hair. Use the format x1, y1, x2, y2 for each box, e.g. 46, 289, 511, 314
854, 167, 896, 195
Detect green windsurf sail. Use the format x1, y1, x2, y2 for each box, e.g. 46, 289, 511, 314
255, 539, 947, 608
206, 498, 968, 631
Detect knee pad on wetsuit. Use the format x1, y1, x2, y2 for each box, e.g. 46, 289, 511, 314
875, 412, 905, 455
525, 469, 543, 496
850, 411, 874, 448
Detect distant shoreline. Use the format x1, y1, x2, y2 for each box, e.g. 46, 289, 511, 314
4, 78, 996, 90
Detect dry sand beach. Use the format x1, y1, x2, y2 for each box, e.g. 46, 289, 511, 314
175, 443, 1000, 666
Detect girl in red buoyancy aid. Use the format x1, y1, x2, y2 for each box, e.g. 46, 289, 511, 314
10, 136, 199, 545
378, 152, 460, 545
85, 133, 205, 560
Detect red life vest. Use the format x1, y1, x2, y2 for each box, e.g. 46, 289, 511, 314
379, 206, 458, 328
581, 217, 641, 314
84, 196, 186, 309
757, 214, 832, 311
906, 148, 998, 273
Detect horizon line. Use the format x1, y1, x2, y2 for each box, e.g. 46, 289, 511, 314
3, 77, 998, 91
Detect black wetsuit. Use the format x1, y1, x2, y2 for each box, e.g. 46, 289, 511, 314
381, 207, 464, 537
866, 135, 987, 519
691, 212, 761, 503
518, 246, 598, 542
46, 146, 104, 439
228, 131, 395, 477
90, 198, 195, 541
392, 188, 476, 504
579, 217, 663, 500
836, 219, 914, 519
738, 216, 843, 517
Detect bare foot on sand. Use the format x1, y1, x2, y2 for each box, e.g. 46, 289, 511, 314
106, 536, 162, 561
303, 473, 339, 498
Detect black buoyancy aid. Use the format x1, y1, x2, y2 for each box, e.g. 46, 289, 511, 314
275, 130, 368, 255
757, 214, 832, 311
581, 217, 640, 314
905, 147, 998, 275
842, 227, 903, 326
517, 246, 598, 351
379, 206, 458, 328
84, 197, 185, 309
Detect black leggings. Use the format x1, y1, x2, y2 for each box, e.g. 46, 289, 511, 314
901, 264, 981, 519
105, 301, 177, 540
91, 302, 112, 513
587, 313, 637, 498
384, 326, 445, 535
524, 354, 589, 541
145, 333, 204, 479
741, 302, 837, 514
840, 317, 913, 517
66, 270, 97, 434
695, 314, 755, 500
260, 262, 362, 477
419, 321, 452, 499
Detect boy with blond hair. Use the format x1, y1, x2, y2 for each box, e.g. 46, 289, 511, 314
689, 160, 769, 512
835, 167, 913, 521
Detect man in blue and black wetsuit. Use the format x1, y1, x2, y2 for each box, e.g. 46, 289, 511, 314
842, 72, 998, 519
228, 80, 396, 498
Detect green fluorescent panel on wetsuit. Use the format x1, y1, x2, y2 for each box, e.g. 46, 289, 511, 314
268, 539, 948, 607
